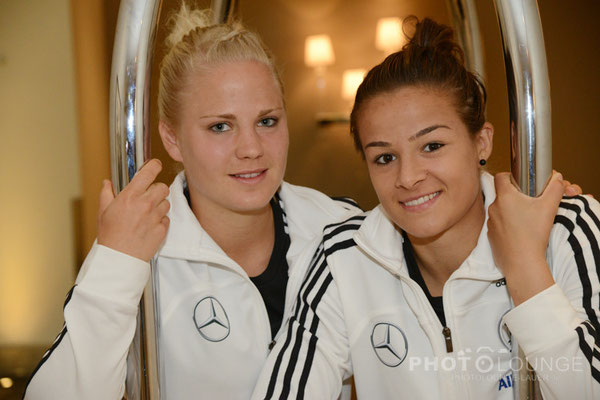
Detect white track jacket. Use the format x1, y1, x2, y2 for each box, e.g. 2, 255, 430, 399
23, 172, 360, 400
253, 172, 600, 399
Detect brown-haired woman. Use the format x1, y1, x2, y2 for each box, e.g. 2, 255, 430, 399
253, 16, 600, 399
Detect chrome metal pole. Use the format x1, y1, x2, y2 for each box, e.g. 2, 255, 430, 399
110, 1, 238, 399
445, 0, 486, 81
210, 0, 238, 24
109, 0, 163, 398
494, 0, 552, 398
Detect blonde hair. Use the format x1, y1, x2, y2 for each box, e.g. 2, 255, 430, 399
158, 2, 283, 127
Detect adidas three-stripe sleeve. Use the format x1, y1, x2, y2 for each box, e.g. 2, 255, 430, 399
504, 195, 600, 399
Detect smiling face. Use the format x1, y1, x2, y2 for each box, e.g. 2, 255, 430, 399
357, 86, 493, 240
159, 60, 289, 216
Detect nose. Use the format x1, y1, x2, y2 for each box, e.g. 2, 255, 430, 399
395, 156, 426, 189
235, 125, 264, 159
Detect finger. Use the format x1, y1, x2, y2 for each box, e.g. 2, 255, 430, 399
493, 172, 518, 195
565, 184, 580, 197
125, 159, 163, 194
145, 182, 170, 206
98, 179, 115, 216
160, 216, 170, 230
541, 171, 565, 207
154, 199, 171, 218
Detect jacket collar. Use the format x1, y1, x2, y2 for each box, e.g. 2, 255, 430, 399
158, 172, 232, 263
354, 171, 502, 280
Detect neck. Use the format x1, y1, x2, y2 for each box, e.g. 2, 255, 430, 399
408, 191, 486, 296
190, 193, 275, 278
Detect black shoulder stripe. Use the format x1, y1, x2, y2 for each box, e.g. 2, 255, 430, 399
330, 196, 363, 211
555, 213, 600, 374
264, 316, 297, 399
280, 272, 333, 399
325, 238, 357, 257
581, 321, 600, 359
264, 245, 326, 399
554, 215, 600, 331
297, 334, 319, 400
264, 234, 356, 399
280, 271, 333, 399
561, 196, 600, 230
324, 214, 366, 232
576, 325, 600, 383
323, 224, 362, 243
296, 273, 333, 400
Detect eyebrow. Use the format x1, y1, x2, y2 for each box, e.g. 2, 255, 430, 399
197, 107, 284, 120
408, 124, 450, 141
364, 124, 451, 149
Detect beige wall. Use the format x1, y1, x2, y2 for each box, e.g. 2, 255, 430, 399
0, 0, 80, 345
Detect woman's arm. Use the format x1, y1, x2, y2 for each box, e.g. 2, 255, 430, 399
24, 160, 169, 399
488, 172, 600, 399
252, 241, 351, 400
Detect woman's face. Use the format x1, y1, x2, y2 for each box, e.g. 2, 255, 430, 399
357, 86, 493, 239
160, 60, 289, 215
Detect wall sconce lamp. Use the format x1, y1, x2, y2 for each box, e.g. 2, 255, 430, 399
316, 68, 366, 126
341, 69, 366, 101
375, 17, 403, 54
305, 34, 335, 88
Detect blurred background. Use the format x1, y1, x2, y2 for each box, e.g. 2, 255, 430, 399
1, 0, 599, 397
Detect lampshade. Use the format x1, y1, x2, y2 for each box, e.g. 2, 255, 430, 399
304, 34, 335, 68
375, 17, 403, 52
342, 69, 366, 100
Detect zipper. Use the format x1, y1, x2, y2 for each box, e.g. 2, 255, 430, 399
442, 326, 453, 353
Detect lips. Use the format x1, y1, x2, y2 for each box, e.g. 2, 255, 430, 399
401, 191, 441, 207
229, 169, 267, 180
233, 171, 262, 178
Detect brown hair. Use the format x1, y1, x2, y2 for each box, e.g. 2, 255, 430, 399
158, 2, 283, 128
349, 16, 487, 153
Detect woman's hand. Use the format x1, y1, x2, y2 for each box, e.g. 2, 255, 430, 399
97, 159, 170, 262
487, 171, 565, 305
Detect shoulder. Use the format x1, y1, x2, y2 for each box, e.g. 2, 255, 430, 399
279, 182, 362, 213
551, 195, 600, 253
554, 195, 600, 234
320, 212, 369, 256
278, 182, 363, 239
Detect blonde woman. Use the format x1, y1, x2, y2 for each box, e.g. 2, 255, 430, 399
24, 4, 358, 399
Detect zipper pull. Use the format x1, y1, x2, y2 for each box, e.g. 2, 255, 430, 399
442, 327, 453, 353
268, 340, 276, 351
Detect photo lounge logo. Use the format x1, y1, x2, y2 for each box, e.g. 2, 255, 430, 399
370, 322, 409, 367
193, 296, 231, 342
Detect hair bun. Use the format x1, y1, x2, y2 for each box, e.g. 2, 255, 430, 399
403, 16, 464, 65
165, 3, 213, 50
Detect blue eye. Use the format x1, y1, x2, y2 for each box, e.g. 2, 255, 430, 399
374, 154, 396, 165
210, 122, 231, 133
424, 142, 444, 152
258, 117, 277, 127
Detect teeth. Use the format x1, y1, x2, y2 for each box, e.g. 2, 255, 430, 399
404, 191, 440, 207
235, 172, 262, 178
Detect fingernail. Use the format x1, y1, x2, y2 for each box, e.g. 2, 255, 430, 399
556, 172, 563, 180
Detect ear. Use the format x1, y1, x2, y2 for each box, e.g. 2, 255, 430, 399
159, 121, 183, 163
475, 122, 494, 163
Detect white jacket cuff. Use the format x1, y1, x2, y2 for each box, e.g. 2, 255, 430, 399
76, 243, 150, 306
503, 284, 581, 355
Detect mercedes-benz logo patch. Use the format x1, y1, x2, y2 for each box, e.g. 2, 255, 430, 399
370, 322, 408, 367
193, 296, 230, 342
498, 309, 512, 350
